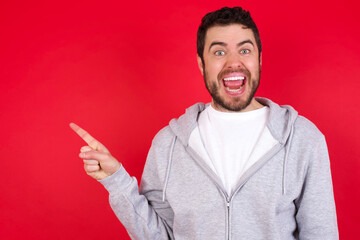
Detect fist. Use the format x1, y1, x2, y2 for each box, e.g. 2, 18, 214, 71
70, 123, 121, 180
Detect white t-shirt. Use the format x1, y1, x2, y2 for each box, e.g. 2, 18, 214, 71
189, 105, 278, 196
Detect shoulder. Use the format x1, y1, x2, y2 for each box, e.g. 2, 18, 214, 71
293, 115, 325, 141
146, 125, 177, 170
151, 125, 176, 147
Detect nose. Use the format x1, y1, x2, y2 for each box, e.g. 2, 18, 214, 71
225, 52, 244, 70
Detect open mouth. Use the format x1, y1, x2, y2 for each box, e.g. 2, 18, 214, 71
222, 76, 246, 93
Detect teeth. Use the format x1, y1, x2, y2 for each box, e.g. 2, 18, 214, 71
226, 85, 244, 92
223, 76, 245, 81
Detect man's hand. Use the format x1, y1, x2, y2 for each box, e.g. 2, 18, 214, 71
70, 123, 121, 180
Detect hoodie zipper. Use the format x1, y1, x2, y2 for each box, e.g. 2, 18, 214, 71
187, 144, 283, 239
226, 199, 231, 240
225, 144, 284, 240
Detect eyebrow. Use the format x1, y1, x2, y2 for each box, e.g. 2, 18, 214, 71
208, 39, 254, 51
237, 40, 254, 47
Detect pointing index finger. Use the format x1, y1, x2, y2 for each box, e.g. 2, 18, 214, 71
69, 123, 109, 153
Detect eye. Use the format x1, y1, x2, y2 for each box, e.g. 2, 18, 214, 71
240, 49, 250, 54
214, 50, 225, 56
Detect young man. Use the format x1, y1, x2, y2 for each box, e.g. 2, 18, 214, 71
71, 7, 338, 239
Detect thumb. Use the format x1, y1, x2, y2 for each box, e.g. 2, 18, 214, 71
80, 146, 99, 165
81, 146, 93, 153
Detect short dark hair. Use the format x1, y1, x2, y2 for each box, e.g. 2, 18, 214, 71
197, 7, 262, 63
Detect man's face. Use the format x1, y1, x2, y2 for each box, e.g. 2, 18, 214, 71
197, 24, 262, 112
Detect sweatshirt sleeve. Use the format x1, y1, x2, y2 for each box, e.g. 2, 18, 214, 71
295, 135, 339, 240
98, 130, 175, 240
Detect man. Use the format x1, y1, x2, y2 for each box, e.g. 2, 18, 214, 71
70, 7, 338, 239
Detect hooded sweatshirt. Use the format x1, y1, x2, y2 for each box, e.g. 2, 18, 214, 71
99, 97, 338, 240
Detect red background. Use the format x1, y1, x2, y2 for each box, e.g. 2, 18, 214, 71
0, 0, 359, 239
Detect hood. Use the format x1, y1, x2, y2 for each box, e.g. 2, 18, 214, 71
169, 97, 298, 146
169, 102, 207, 147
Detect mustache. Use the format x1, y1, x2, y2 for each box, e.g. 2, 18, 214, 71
217, 68, 251, 80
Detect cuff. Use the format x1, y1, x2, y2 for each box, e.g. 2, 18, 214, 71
98, 165, 133, 193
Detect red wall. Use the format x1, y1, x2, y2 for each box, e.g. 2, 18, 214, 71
0, 0, 359, 239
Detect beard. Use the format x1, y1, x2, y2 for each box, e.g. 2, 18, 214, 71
203, 65, 261, 112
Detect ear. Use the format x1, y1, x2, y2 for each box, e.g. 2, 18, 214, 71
197, 54, 204, 76
259, 52, 262, 67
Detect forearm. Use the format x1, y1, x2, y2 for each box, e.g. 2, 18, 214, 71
100, 166, 172, 240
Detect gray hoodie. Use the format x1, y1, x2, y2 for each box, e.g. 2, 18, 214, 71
100, 97, 338, 240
